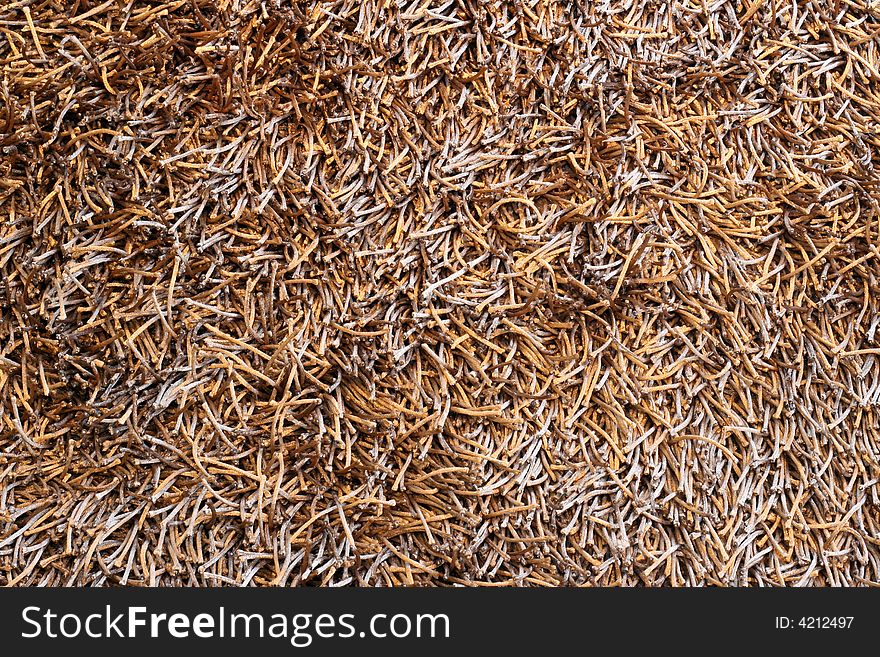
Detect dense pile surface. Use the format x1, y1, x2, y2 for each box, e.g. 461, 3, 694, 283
1, 0, 880, 586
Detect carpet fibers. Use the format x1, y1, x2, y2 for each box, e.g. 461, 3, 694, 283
1, 0, 880, 586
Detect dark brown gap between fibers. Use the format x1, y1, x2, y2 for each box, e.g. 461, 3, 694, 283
1, 0, 879, 586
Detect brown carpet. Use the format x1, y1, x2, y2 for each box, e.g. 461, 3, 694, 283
1, 0, 879, 585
